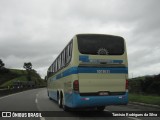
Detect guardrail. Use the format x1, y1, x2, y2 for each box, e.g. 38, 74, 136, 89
0, 86, 46, 97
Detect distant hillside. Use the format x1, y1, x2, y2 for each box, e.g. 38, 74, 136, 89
0, 68, 46, 88
129, 74, 160, 95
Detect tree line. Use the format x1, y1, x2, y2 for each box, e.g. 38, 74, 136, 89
129, 74, 160, 95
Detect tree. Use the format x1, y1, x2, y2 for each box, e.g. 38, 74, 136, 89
0, 59, 5, 69
23, 62, 32, 71
0, 59, 9, 73
23, 62, 32, 81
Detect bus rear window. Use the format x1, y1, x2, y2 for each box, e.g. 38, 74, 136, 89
77, 34, 124, 55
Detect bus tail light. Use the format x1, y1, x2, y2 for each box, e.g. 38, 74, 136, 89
125, 79, 129, 90
73, 80, 79, 92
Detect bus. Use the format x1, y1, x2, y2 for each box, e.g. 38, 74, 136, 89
47, 34, 128, 111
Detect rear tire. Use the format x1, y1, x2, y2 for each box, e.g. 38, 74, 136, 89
62, 95, 70, 111
58, 93, 62, 108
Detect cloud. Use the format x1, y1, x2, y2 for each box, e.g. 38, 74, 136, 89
0, 0, 160, 78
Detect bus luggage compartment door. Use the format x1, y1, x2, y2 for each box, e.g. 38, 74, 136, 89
78, 67, 127, 94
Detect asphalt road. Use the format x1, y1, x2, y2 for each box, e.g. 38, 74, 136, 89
0, 88, 159, 120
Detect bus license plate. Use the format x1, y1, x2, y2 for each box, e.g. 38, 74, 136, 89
99, 92, 109, 96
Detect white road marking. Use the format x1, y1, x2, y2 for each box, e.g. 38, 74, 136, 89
35, 98, 38, 103
104, 109, 110, 111
128, 117, 142, 120
40, 117, 46, 120
35, 93, 39, 103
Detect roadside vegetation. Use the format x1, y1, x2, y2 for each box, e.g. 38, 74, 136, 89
0, 69, 46, 88
129, 74, 160, 105
129, 94, 160, 106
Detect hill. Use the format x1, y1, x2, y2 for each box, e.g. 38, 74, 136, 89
0, 68, 46, 88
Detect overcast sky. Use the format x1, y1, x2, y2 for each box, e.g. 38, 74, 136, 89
0, 0, 160, 78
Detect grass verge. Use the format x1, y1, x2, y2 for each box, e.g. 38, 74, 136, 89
129, 93, 160, 106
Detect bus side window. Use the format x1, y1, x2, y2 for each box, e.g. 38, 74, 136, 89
58, 56, 61, 70
60, 54, 62, 69
66, 45, 69, 63
64, 47, 67, 64
52, 63, 54, 73
66, 42, 72, 64
51, 64, 53, 74
61, 53, 64, 67
55, 60, 57, 72
48, 67, 52, 77
69, 42, 72, 60
53, 62, 56, 72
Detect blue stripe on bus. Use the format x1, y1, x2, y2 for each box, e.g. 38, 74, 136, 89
56, 67, 78, 79
79, 55, 123, 64
78, 67, 128, 74
55, 67, 128, 80
79, 55, 89, 62
113, 60, 123, 63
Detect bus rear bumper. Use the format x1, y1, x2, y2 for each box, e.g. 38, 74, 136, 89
70, 92, 128, 108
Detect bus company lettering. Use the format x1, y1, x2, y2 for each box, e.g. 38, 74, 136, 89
90, 59, 113, 63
